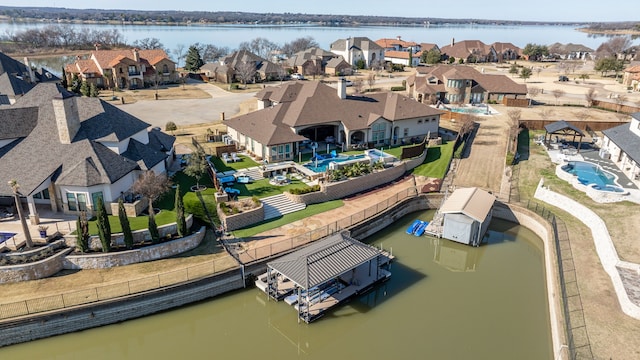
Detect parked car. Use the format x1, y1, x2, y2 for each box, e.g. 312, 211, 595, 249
291, 73, 304, 80
339, 77, 353, 86
558, 75, 569, 82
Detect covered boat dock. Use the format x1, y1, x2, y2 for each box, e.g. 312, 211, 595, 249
256, 232, 391, 323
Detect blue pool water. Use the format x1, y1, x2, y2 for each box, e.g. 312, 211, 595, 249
561, 161, 623, 192
447, 105, 492, 115
305, 154, 365, 173
0, 232, 17, 244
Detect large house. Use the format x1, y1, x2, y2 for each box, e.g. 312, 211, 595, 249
384, 51, 422, 67
622, 64, 640, 92
285, 47, 340, 77
0, 82, 175, 223
330, 37, 385, 68
601, 112, 640, 187
491, 42, 522, 62
224, 81, 443, 162
440, 39, 498, 63
65, 48, 177, 90
202, 50, 283, 84
375, 36, 419, 52
547, 43, 594, 60
407, 65, 528, 105
0, 52, 59, 104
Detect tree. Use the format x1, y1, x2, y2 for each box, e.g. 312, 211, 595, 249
421, 49, 441, 64
614, 94, 627, 113
353, 78, 365, 94
597, 36, 632, 59
235, 61, 256, 87
131, 37, 165, 50
528, 87, 542, 101
118, 199, 134, 250
173, 43, 186, 68
80, 80, 89, 96
238, 37, 279, 59
538, 108, 554, 120
89, 83, 99, 97
458, 114, 476, 137
522, 43, 549, 61
355, 59, 366, 69
535, 67, 542, 77
574, 109, 590, 122
70, 73, 81, 93
196, 43, 230, 63
184, 148, 208, 190
594, 57, 624, 77
366, 73, 376, 91
281, 36, 319, 57
132, 170, 171, 225
61, 67, 68, 89
578, 73, 590, 84
448, 56, 456, 64
96, 196, 111, 252
508, 63, 519, 77
507, 109, 522, 152
175, 184, 187, 237
551, 89, 565, 105
8, 180, 33, 249
184, 45, 204, 72
519, 67, 532, 82
148, 211, 160, 244
585, 87, 597, 107
165, 121, 177, 134
76, 211, 89, 252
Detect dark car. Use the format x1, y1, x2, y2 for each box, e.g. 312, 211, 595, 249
558, 75, 569, 82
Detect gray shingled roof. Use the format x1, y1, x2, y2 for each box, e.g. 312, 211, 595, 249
544, 120, 585, 136
0, 82, 172, 196
0, 107, 38, 139
268, 232, 382, 289
602, 119, 640, 163
0, 72, 34, 98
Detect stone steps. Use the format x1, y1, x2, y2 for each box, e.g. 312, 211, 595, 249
261, 194, 306, 220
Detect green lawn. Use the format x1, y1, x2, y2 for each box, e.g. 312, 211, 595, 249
411, 141, 455, 178
231, 200, 344, 238
87, 210, 176, 235
209, 154, 259, 172
238, 178, 310, 199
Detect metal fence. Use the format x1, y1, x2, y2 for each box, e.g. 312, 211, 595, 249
231, 186, 419, 265
0, 255, 238, 320
522, 199, 594, 360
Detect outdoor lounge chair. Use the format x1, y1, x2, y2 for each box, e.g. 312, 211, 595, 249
231, 152, 241, 162
222, 153, 230, 163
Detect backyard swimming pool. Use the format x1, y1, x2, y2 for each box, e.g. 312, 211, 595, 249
305, 154, 366, 173
561, 161, 624, 192
447, 105, 495, 115
0, 232, 17, 244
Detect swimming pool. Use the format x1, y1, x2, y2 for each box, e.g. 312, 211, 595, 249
561, 161, 624, 192
0, 232, 17, 244
447, 105, 494, 115
305, 154, 365, 173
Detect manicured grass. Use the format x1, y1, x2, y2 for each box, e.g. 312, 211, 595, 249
411, 141, 455, 178
87, 210, 176, 235
231, 200, 344, 238
237, 178, 309, 199
183, 187, 219, 227
209, 155, 259, 172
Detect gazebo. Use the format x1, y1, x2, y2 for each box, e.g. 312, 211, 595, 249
543, 120, 585, 153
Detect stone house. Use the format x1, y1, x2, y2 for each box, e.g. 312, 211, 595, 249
440, 39, 498, 63
330, 37, 385, 68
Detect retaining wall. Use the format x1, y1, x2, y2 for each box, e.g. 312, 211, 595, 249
65, 214, 193, 251
0, 269, 244, 347
218, 203, 264, 232
63, 226, 206, 270
0, 245, 73, 283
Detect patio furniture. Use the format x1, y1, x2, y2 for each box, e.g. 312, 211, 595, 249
222, 153, 230, 163
231, 152, 241, 162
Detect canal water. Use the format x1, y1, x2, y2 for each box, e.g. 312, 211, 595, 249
0, 211, 552, 359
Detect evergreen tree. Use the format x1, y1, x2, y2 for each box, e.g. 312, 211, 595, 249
118, 199, 134, 249
71, 74, 81, 93
175, 184, 187, 237
96, 197, 112, 252
80, 80, 90, 96
89, 83, 99, 97
61, 67, 68, 89
184, 45, 204, 72
149, 211, 160, 243
76, 211, 90, 252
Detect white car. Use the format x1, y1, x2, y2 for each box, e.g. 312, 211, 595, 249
291, 73, 304, 80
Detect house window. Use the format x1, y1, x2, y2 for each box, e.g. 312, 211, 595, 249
371, 123, 386, 144
97, 77, 103, 86
403, 128, 409, 137
163, 64, 169, 74
33, 189, 50, 200
128, 65, 138, 75
91, 192, 104, 209
119, 67, 123, 74
66, 192, 87, 212
418, 120, 422, 124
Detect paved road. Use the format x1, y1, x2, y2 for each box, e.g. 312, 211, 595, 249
114, 81, 257, 128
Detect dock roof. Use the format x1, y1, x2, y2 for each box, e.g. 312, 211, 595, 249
267, 232, 382, 289
440, 187, 495, 222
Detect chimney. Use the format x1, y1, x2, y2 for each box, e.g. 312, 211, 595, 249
396, 35, 401, 41
451, 38, 455, 46
220, 112, 225, 121
52, 92, 80, 144
23, 57, 36, 83
337, 78, 346, 100
133, 48, 140, 62
346, 37, 351, 65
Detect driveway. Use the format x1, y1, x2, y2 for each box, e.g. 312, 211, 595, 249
115, 81, 257, 128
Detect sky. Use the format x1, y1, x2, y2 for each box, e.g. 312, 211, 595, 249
0, 1, 634, 23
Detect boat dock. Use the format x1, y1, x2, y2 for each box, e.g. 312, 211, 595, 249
423, 212, 443, 238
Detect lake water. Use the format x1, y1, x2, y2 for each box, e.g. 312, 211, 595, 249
0, 212, 552, 359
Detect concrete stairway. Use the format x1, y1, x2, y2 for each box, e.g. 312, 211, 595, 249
236, 166, 264, 181
261, 194, 306, 220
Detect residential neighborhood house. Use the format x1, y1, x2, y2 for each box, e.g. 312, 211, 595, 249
407, 64, 528, 105
622, 64, 640, 92
548, 43, 594, 60
65, 48, 178, 90
601, 112, 640, 187
375, 36, 419, 52
491, 42, 522, 62
440, 39, 498, 63
285, 47, 341, 77
330, 37, 385, 68
0, 82, 176, 223
223, 80, 443, 162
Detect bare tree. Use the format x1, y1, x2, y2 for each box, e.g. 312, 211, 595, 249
574, 109, 590, 122
528, 87, 542, 100
458, 114, 477, 137
614, 94, 628, 113
238, 37, 279, 59
551, 89, 565, 105
8, 180, 33, 249
366, 73, 376, 91
275, 66, 288, 83
538, 108, 555, 120
132, 171, 171, 217
535, 67, 542, 77
194, 42, 230, 63
235, 61, 257, 88
353, 79, 365, 94
585, 87, 597, 107
173, 43, 186, 68
597, 36, 633, 59
281, 36, 319, 57
507, 109, 522, 152
131, 37, 165, 50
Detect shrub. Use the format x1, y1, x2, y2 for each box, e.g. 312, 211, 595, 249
390, 86, 406, 91
289, 185, 321, 195
505, 152, 515, 166
165, 121, 177, 132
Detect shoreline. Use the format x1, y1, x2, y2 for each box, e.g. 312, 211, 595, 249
578, 28, 640, 36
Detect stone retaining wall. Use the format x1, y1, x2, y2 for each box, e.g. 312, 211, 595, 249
0, 246, 73, 283
109, 198, 148, 217
65, 214, 193, 251
218, 202, 264, 232
63, 226, 206, 269
0, 269, 244, 347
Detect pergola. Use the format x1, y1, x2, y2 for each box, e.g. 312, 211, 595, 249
544, 120, 585, 153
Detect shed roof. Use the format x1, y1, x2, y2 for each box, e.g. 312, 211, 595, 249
544, 120, 585, 136
439, 187, 495, 222
267, 232, 382, 289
